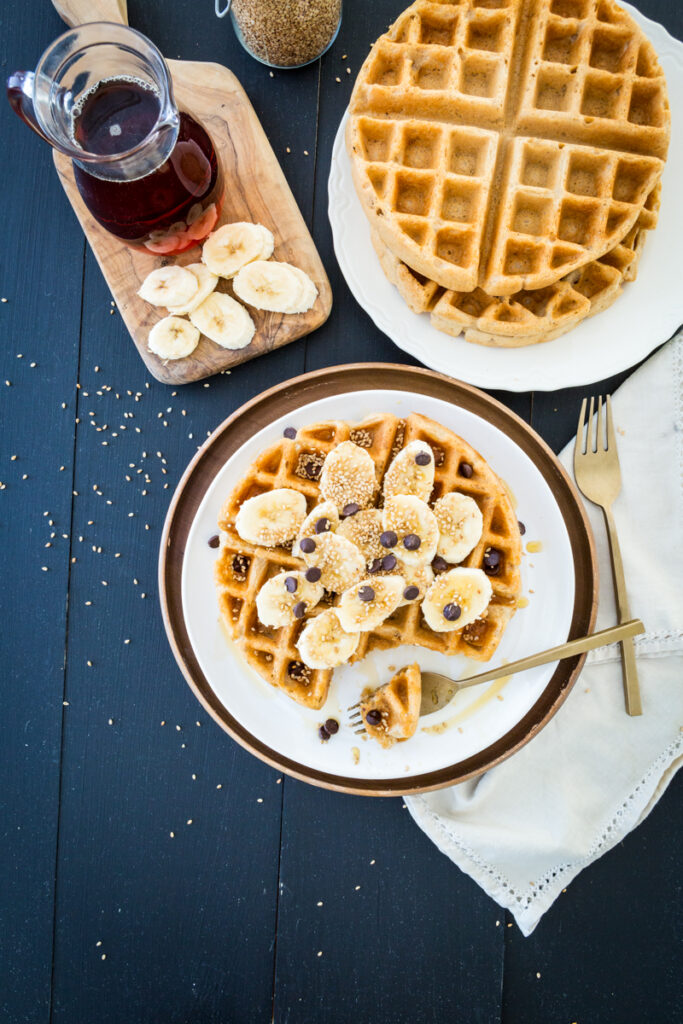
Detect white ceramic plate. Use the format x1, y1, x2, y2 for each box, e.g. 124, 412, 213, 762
328, 3, 683, 392
181, 389, 576, 782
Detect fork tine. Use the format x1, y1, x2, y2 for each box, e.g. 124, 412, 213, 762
575, 397, 588, 458
588, 395, 595, 452
596, 394, 604, 451
353, 727, 366, 735
347, 701, 360, 712
605, 393, 616, 451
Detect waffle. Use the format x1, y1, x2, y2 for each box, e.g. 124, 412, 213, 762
215, 413, 522, 709
360, 663, 422, 748
372, 181, 659, 346
347, 0, 669, 296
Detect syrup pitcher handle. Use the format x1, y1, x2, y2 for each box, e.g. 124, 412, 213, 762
215, 0, 233, 17
51, 0, 129, 28
6, 72, 53, 144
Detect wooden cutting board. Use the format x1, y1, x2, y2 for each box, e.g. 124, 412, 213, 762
51, 0, 332, 385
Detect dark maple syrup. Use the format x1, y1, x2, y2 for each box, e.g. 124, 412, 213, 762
71, 76, 221, 252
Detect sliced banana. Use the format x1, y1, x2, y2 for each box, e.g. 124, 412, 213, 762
201, 222, 273, 278
166, 263, 218, 315
421, 568, 492, 633
255, 570, 324, 628
138, 265, 199, 307
382, 495, 439, 567
296, 609, 360, 670
319, 441, 377, 511
286, 266, 318, 313
232, 260, 304, 314
148, 316, 200, 360
383, 440, 435, 502
235, 488, 307, 546
299, 531, 365, 594
397, 560, 434, 606
337, 575, 405, 633
293, 501, 340, 557
433, 492, 483, 564
337, 509, 384, 566
190, 292, 255, 349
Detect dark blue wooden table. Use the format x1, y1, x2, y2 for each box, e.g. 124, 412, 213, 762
2, 2, 681, 1022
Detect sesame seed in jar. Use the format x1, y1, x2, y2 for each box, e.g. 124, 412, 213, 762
230, 0, 342, 69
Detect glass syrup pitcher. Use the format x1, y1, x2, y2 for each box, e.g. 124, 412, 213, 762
7, 22, 223, 254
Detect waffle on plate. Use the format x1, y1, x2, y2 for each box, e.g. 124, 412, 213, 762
347, 0, 669, 297
215, 413, 522, 710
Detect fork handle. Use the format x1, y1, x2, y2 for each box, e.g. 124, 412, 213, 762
603, 506, 643, 716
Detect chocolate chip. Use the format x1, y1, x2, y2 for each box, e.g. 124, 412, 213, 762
283, 426, 297, 439
304, 461, 319, 479
284, 576, 298, 593
342, 502, 360, 518
324, 718, 339, 735
293, 601, 306, 618
518, 520, 526, 535
459, 462, 473, 478
431, 555, 448, 574
305, 566, 322, 583
318, 724, 330, 741
232, 554, 250, 578
483, 547, 502, 575
208, 534, 220, 549
315, 517, 330, 534
299, 537, 316, 554
288, 660, 309, 682
403, 533, 421, 550
443, 603, 462, 621
380, 530, 397, 548
403, 585, 419, 601
358, 586, 375, 602
365, 709, 382, 726
382, 554, 397, 571
368, 558, 383, 574
415, 451, 431, 466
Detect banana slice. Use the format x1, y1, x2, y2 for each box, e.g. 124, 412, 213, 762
383, 440, 435, 502
232, 260, 304, 313
235, 488, 307, 546
189, 292, 255, 350
166, 263, 218, 315
201, 222, 273, 278
138, 265, 199, 307
433, 492, 483, 564
296, 609, 360, 670
255, 570, 324, 628
148, 316, 200, 360
397, 560, 434, 606
337, 575, 405, 633
337, 509, 384, 567
299, 531, 365, 594
319, 441, 377, 512
421, 568, 492, 633
293, 501, 340, 557
382, 495, 439, 567
286, 266, 318, 313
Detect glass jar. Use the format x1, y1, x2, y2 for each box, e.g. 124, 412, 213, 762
216, 0, 342, 69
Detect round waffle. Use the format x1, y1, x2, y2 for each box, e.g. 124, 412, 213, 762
347, 0, 669, 296
214, 413, 522, 709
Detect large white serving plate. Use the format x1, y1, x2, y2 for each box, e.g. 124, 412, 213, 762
328, 3, 683, 392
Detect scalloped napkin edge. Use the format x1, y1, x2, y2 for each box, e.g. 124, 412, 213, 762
405, 331, 683, 936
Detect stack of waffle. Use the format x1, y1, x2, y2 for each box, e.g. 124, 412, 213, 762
347, 0, 669, 347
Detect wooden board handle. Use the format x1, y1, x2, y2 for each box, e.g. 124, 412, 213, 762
52, 0, 128, 27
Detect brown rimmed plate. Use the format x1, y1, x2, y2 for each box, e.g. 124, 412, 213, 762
159, 364, 597, 795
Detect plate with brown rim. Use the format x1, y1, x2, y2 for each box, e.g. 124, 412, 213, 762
159, 364, 597, 795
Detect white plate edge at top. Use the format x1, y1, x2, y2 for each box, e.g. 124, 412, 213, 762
328, 2, 683, 392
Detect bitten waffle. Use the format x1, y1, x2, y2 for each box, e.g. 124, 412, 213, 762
214, 413, 522, 710
347, 0, 669, 296
372, 181, 660, 347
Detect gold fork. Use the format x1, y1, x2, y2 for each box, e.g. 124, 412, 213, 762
574, 395, 642, 716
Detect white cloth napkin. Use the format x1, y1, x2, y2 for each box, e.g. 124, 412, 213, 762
406, 332, 683, 936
